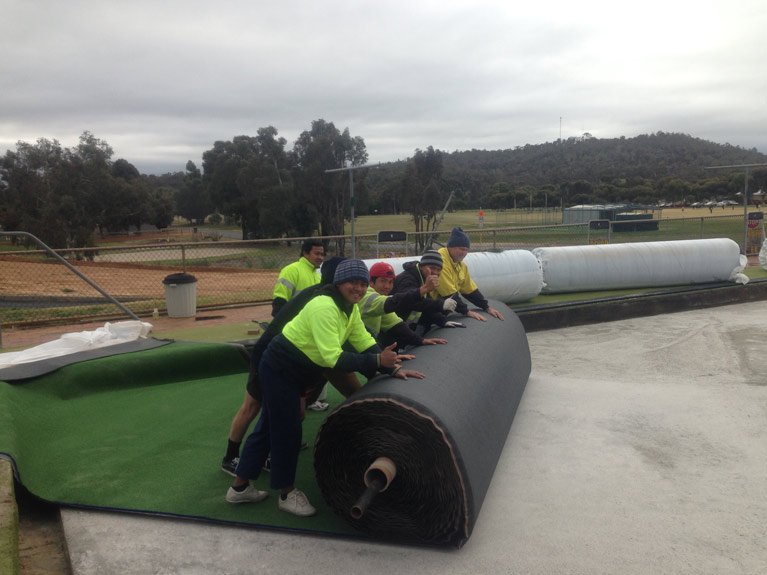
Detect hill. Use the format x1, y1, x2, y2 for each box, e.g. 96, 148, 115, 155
364, 132, 767, 211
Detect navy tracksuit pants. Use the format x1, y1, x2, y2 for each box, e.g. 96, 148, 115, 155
235, 352, 306, 490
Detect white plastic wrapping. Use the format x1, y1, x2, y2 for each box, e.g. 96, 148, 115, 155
759, 239, 767, 270
0, 321, 154, 369
532, 238, 748, 294
363, 249, 543, 303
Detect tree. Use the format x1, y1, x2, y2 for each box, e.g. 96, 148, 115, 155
147, 187, 176, 229
400, 146, 445, 252
202, 127, 291, 239
176, 161, 213, 225
292, 119, 368, 253
0, 134, 108, 248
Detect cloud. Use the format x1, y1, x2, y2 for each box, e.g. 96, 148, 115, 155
1, 0, 765, 174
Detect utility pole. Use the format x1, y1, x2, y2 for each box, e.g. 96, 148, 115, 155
325, 163, 377, 259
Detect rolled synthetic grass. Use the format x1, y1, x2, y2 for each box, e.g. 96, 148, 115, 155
0, 341, 359, 538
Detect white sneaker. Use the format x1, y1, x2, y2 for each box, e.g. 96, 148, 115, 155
226, 485, 268, 504
307, 400, 329, 412
278, 489, 316, 517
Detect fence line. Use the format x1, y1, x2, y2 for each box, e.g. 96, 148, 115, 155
0, 214, 752, 327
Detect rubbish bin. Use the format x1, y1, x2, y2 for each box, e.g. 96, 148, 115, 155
162, 273, 197, 318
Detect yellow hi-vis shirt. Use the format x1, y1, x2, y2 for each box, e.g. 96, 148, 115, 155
272, 256, 320, 302
282, 294, 376, 368
360, 286, 402, 336
435, 246, 478, 298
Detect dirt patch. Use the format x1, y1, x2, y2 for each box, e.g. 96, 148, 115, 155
17, 488, 71, 575
0, 258, 277, 299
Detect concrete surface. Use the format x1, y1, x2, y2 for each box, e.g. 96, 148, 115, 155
52, 302, 767, 573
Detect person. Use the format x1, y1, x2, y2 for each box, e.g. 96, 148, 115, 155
220, 257, 349, 476
435, 227, 505, 321
272, 238, 329, 411
225, 259, 425, 517
361, 261, 450, 349
391, 250, 463, 333
271, 239, 325, 318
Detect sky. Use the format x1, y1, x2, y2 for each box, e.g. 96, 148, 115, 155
1, 0, 765, 175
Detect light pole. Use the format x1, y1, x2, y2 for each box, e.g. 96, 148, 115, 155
325, 163, 377, 259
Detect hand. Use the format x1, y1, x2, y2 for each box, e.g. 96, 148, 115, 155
423, 275, 439, 292
487, 306, 505, 320
442, 297, 457, 312
466, 310, 486, 322
422, 337, 448, 345
379, 342, 401, 369
444, 321, 465, 328
396, 353, 416, 361
393, 368, 426, 380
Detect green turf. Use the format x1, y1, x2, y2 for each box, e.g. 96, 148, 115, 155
0, 341, 359, 538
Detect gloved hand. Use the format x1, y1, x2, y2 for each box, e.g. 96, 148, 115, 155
442, 298, 457, 312
444, 321, 465, 328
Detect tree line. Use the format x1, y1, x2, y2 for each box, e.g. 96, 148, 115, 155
2, 127, 766, 250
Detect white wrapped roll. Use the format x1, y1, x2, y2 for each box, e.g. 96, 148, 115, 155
363, 249, 543, 303
532, 239, 747, 294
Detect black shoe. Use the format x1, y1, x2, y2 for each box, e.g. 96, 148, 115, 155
262, 455, 271, 473
221, 457, 239, 477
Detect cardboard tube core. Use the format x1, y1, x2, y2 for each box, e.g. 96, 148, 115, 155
351, 457, 397, 519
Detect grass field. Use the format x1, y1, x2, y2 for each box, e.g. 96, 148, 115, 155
341, 206, 757, 235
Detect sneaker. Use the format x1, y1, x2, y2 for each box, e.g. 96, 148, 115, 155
278, 489, 316, 517
307, 400, 329, 412
226, 485, 268, 504
262, 455, 271, 472
221, 457, 239, 477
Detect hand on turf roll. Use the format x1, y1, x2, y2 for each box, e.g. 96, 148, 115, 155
379, 342, 401, 369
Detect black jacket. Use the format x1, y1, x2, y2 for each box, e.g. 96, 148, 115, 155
392, 261, 449, 329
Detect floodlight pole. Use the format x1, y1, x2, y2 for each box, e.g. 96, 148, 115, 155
704, 163, 767, 254
325, 163, 377, 259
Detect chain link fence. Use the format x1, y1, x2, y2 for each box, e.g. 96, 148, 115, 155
0, 214, 755, 328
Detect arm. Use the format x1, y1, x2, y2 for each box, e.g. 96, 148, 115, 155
463, 289, 504, 320
271, 297, 287, 318
383, 321, 424, 348
272, 264, 298, 302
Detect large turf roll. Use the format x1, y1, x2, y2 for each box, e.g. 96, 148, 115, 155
314, 301, 531, 548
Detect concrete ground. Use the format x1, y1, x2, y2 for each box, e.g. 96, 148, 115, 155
53, 301, 766, 574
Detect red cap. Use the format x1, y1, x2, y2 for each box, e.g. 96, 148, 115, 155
369, 262, 395, 280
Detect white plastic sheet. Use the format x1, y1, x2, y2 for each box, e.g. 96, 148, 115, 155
0, 321, 154, 369
532, 238, 748, 294
759, 239, 767, 270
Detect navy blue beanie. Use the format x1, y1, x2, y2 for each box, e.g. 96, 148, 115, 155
321, 256, 346, 285
333, 259, 369, 285
447, 227, 470, 248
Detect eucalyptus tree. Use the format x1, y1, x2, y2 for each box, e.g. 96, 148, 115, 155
291, 119, 368, 251
202, 126, 291, 239
176, 161, 213, 225
0, 133, 111, 248
400, 146, 445, 252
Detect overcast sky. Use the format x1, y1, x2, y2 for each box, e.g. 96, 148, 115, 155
2, 0, 765, 175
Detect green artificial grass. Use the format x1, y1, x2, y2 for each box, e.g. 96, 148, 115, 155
0, 341, 359, 539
